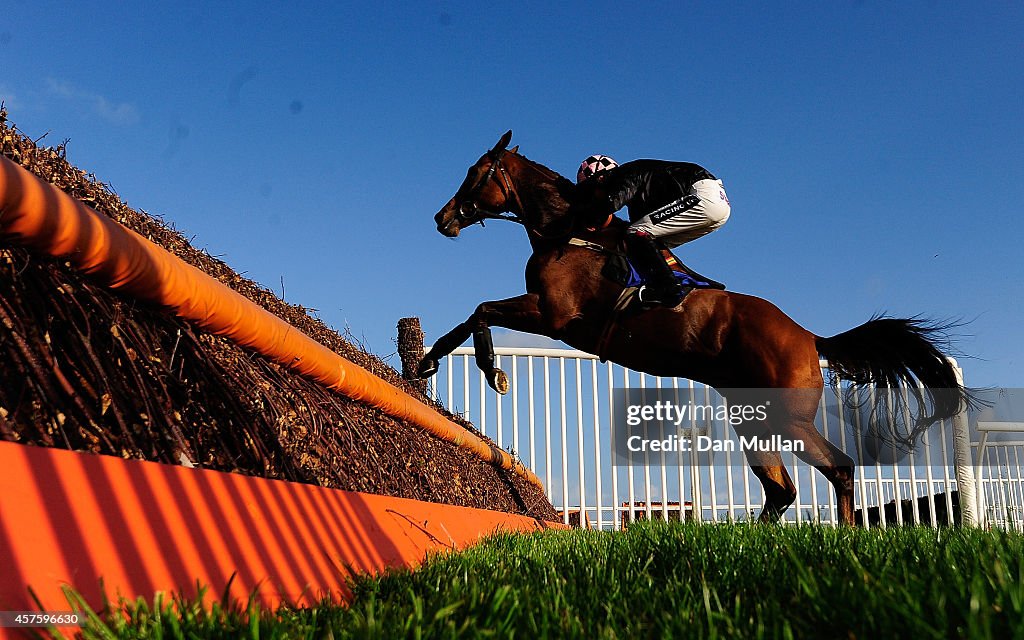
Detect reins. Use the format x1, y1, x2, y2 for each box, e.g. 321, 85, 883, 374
454, 145, 634, 361
458, 150, 578, 242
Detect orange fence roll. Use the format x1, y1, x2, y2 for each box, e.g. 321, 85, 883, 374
0, 156, 543, 490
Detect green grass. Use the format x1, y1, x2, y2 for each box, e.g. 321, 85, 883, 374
51, 523, 1024, 639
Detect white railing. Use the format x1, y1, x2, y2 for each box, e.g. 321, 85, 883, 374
426, 346, 1013, 529
974, 423, 1024, 532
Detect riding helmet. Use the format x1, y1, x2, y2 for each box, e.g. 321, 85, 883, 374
577, 154, 619, 182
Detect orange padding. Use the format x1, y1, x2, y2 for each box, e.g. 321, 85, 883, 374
0, 156, 542, 490
0, 440, 562, 624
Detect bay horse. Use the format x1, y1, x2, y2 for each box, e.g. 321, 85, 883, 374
418, 130, 969, 525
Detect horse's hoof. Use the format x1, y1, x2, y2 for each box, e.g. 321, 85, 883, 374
417, 358, 439, 379
488, 369, 509, 395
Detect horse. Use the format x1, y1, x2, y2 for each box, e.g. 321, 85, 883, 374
417, 130, 970, 525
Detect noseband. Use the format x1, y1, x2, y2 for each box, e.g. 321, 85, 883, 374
456, 149, 525, 227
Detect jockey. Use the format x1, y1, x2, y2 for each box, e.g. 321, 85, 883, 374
575, 154, 730, 306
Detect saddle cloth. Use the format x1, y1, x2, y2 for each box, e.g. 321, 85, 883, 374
600, 248, 715, 291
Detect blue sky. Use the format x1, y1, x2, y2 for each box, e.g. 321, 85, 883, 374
2, 2, 1021, 388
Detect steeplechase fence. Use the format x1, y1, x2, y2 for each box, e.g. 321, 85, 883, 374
426, 345, 1024, 531
0, 153, 561, 618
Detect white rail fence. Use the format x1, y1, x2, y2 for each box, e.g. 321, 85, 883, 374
426, 346, 1021, 530
976, 422, 1024, 530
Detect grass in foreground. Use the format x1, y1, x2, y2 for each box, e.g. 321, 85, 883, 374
52, 523, 1023, 639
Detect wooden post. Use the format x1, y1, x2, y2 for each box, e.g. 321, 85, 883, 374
397, 317, 427, 394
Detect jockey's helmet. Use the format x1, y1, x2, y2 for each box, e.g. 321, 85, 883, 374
577, 154, 618, 182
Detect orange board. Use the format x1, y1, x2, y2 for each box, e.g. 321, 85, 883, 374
0, 441, 561, 637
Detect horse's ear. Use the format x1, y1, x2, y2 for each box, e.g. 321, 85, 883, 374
492, 130, 513, 153
508, 145, 519, 154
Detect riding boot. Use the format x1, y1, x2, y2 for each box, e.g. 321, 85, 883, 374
627, 232, 684, 307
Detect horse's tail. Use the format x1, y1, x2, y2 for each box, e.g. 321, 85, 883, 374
814, 316, 971, 444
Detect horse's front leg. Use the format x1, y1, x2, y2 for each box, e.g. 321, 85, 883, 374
417, 293, 548, 394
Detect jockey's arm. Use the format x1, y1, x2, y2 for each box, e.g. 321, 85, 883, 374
600, 167, 642, 213
574, 169, 639, 229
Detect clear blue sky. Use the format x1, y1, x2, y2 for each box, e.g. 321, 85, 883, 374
2, 2, 1021, 388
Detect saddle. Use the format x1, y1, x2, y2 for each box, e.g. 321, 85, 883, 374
568, 237, 725, 305
568, 236, 726, 361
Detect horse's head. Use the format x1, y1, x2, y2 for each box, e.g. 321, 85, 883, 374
434, 130, 523, 237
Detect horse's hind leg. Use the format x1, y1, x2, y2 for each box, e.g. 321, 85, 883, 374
789, 427, 856, 525
750, 463, 798, 523
734, 422, 797, 522
770, 390, 856, 525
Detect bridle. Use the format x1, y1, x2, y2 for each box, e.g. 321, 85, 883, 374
455, 148, 526, 227
454, 147, 578, 241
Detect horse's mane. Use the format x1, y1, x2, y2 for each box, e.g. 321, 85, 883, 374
508, 151, 576, 220
512, 152, 573, 186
